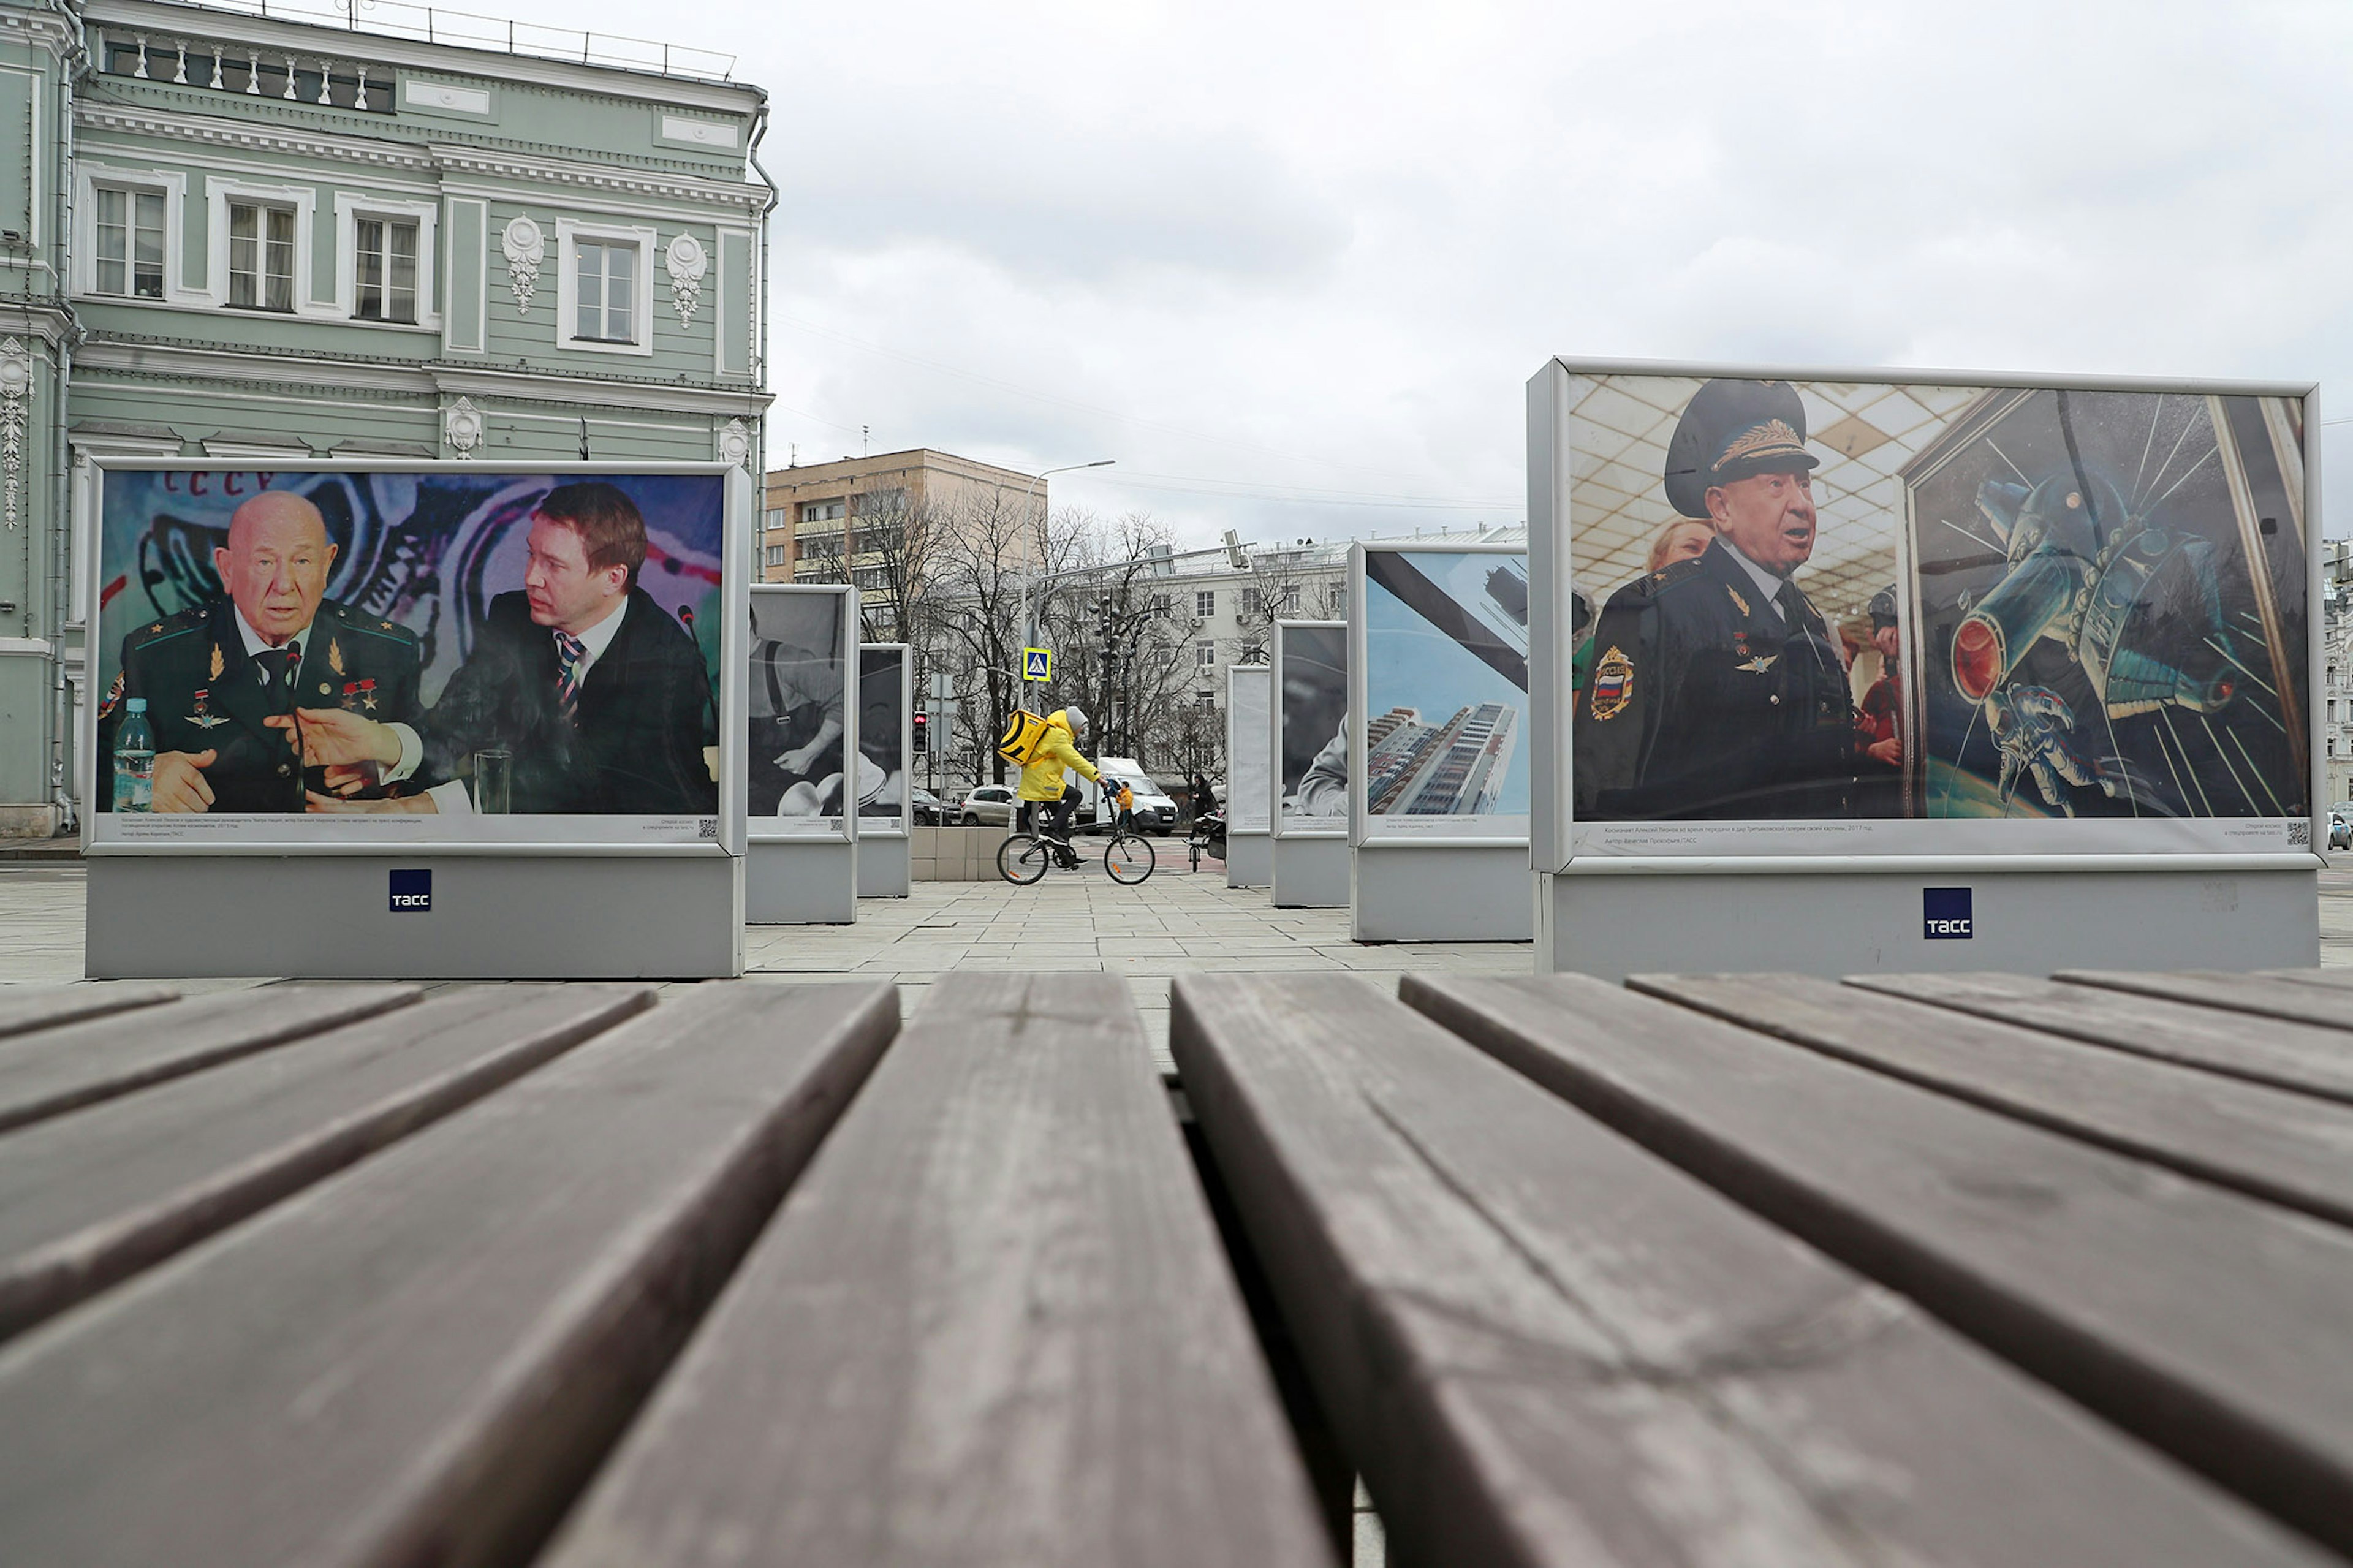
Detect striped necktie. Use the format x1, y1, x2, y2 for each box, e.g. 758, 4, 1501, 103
554, 631, 587, 722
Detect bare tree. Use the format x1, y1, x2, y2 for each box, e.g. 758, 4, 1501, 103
1034, 511, 1211, 775
1229, 543, 1346, 664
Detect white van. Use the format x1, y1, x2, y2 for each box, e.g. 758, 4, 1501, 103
1080, 757, 1181, 835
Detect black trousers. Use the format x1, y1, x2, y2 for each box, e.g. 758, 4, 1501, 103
1022, 787, 1077, 839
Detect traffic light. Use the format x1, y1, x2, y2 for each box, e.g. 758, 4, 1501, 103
912, 711, 928, 753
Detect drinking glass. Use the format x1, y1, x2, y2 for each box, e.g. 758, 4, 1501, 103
472, 748, 512, 814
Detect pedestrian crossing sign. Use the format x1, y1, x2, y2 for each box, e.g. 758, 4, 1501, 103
1023, 646, 1052, 681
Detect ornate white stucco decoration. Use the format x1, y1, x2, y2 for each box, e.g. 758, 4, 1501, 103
444, 397, 484, 460
716, 417, 751, 470
0, 339, 31, 530
664, 233, 707, 328
501, 216, 543, 314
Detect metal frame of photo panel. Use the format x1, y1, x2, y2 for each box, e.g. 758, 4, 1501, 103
745, 581, 861, 847
1270, 619, 1347, 841
81, 458, 750, 858
1347, 539, 1534, 850
1530, 357, 2324, 879
1226, 661, 1272, 836
858, 642, 912, 841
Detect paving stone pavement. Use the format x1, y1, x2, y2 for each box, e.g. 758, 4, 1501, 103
13, 860, 2353, 1078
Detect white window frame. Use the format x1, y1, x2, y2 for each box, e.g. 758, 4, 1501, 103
1195, 640, 1216, 668
205, 179, 327, 317
555, 218, 656, 357
332, 193, 439, 331
72, 165, 195, 305
1195, 589, 1214, 618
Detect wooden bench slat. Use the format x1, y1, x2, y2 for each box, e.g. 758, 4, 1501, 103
1849, 971, 2353, 1104
542, 972, 1333, 1568
0, 981, 898, 1568
1404, 972, 2353, 1559
1172, 974, 2320, 1568
1637, 972, 2353, 1232
0, 983, 651, 1344
0, 983, 180, 1040
0, 984, 420, 1132
2053, 969, 2353, 1031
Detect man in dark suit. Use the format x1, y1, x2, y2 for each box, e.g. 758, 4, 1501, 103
297, 481, 718, 816
1575, 379, 1859, 820
100, 489, 420, 812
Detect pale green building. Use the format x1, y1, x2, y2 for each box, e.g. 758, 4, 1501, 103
0, 0, 771, 834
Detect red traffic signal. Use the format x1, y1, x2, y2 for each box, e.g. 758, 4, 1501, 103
912, 711, 929, 752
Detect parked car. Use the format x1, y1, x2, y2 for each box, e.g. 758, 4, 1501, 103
911, 786, 942, 826
958, 784, 1017, 827
2332, 812, 2351, 850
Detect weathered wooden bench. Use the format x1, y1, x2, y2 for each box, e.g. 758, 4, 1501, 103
6, 966, 2350, 1566
1174, 967, 2353, 1566
0, 975, 1332, 1568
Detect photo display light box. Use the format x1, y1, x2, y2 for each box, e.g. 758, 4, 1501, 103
82, 460, 751, 977
1528, 359, 2321, 977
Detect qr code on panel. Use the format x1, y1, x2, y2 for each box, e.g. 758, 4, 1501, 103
699, 819, 719, 839
2289, 819, 2311, 846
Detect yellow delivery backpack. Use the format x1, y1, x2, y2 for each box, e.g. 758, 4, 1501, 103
997, 709, 1053, 768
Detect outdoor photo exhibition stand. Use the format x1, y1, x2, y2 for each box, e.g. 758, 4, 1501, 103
745, 584, 858, 925
1348, 541, 1535, 941
1529, 357, 2322, 980
1226, 664, 1272, 888
1270, 620, 1348, 907
854, 643, 912, 898
83, 461, 749, 979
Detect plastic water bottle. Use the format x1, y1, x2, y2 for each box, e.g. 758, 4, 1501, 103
115, 697, 154, 812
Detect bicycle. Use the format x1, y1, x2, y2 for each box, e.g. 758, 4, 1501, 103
998, 821, 1156, 885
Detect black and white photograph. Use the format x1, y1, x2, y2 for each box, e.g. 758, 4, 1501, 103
857, 645, 909, 833
1277, 622, 1348, 833
748, 585, 852, 836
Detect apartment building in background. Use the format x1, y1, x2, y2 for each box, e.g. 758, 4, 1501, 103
760, 450, 1045, 618
0, 0, 771, 834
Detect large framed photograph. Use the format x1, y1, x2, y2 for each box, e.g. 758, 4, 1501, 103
1351, 542, 1531, 844
1545, 362, 2316, 862
748, 584, 858, 842
1227, 664, 1271, 834
86, 462, 738, 852
857, 643, 910, 838
1274, 620, 1347, 836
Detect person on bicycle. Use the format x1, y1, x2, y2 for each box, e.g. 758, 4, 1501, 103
1016, 706, 1101, 865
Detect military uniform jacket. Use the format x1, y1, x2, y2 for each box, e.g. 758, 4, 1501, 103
1575, 539, 1857, 820
105, 597, 420, 812
417, 588, 718, 816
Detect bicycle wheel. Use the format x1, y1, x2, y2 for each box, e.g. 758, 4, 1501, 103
1104, 831, 1156, 884
998, 833, 1051, 885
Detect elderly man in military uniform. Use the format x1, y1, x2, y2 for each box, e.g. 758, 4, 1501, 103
104, 489, 420, 812
1575, 378, 1859, 820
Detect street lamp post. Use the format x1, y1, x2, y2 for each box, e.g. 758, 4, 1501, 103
1017, 460, 1115, 675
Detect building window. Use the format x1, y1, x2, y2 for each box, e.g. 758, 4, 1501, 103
1330, 581, 1347, 612
763, 507, 788, 531
227, 202, 295, 311
1280, 583, 1301, 613
574, 241, 635, 342
556, 221, 655, 355
1196, 640, 1216, 668
801, 499, 846, 524
1241, 586, 1261, 616
93, 187, 165, 299
854, 566, 889, 590
763, 543, 789, 568
1195, 589, 1214, 618
353, 216, 419, 323
1196, 691, 1218, 714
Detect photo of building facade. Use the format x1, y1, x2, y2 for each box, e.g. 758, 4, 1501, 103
1365, 700, 1518, 816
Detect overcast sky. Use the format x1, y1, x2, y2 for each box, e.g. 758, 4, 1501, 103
534, 0, 2353, 549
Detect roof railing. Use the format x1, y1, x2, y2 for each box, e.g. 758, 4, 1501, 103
121, 0, 737, 83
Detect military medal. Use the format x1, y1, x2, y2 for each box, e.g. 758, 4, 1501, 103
1738, 654, 1779, 674
186, 686, 227, 729
1590, 645, 1635, 722
341, 681, 362, 711
361, 678, 378, 711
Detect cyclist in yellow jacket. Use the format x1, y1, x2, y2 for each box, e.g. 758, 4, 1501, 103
1016, 705, 1101, 865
